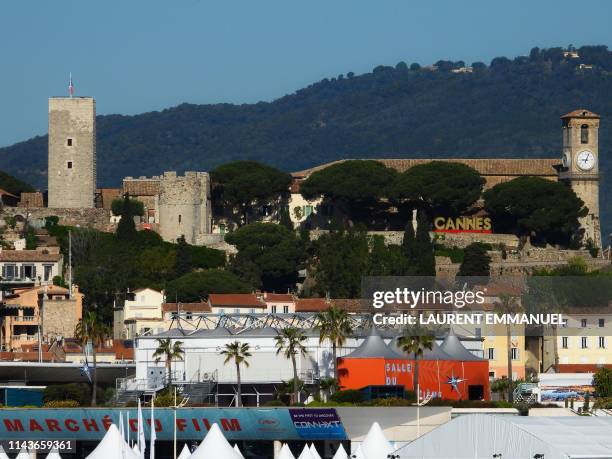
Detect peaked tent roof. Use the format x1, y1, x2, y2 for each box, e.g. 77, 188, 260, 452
361, 421, 394, 459
177, 444, 191, 459
309, 444, 322, 459
45, 450, 62, 459
343, 327, 404, 359
278, 444, 296, 459
394, 414, 612, 459
85, 424, 139, 459
0, 446, 8, 459
332, 444, 348, 459
190, 423, 241, 459
297, 444, 313, 459
233, 444, 245, 459
389, 337, 454, 360
439, 329, 482, 361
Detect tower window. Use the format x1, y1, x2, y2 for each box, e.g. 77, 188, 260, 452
67, 138, 73, 146
581, 124, 589, 144
67, 161, 73, 169
178, 214, 182, 223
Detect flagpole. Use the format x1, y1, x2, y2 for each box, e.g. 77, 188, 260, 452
174, 387, 177, 459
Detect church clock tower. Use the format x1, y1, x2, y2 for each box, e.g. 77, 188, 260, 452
559, 109, 601, 249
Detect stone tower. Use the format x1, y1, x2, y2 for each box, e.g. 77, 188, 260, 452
559, 109, 601, 248
48, 97, 96, 208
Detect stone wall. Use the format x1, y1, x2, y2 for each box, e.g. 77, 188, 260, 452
44, 299, 81, 342
48, 97, 96, 208
3, 207, 114, 232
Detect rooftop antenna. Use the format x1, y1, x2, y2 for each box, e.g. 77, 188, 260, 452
69, 73, 74, 98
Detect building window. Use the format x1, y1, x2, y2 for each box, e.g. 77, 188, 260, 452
22, 264, 35, 279
67, 138, 73, 146
599, 337, 606, 349
170, 312, 178, 319
581, 124, 589, 144
185, 311, 192, 320
304, 205, 313, 217
250, 308, 256, 313
271, 305, 277, 313
43, 264, 53, 281
219, 309, 225, 315
178, 215, 182, 224
562, 337, 568, 349
67, 161, 73, 169
219, 224, 226, 235
511, 347, 519, 360
599, 318, 605, 328
581, 337, 588, 349
283, 305, 289, 313
2, 264, 16, 280
234, 308, 240, 314
487, 348, 495, 360
581, 319, 587, 328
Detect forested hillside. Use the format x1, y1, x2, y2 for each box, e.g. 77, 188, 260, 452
1, 45, 611, 235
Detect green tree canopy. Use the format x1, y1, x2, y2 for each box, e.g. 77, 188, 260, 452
225, 223, 304, 291
483, 177, 587, 246
165, 269, 251, 303
389, 161, 485, 215
457, 242, 492, 278
299, 160, 397, 223
211, 161, 291, 225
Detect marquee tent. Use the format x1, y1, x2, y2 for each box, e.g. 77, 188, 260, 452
86, 424, 139, 459
332, 444, 348, 459
309, 444, 322, 459
0, 446, 9, 459
278, 444, 296, 459
177, 444, 191, 459
233, 444, 245, 458
15, 449, 30, 459
190, 423, 241, 459
45, 450, 62, 459
360, 421, 394, 459
297, 444, 313, 459
393, 414, 612, 459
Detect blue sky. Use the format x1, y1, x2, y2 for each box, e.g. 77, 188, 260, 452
1, 0, 611, 147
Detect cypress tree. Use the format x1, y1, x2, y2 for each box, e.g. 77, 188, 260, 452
116, 194, 137, 241
174, 235, 193, 277
412, 213, 436, 276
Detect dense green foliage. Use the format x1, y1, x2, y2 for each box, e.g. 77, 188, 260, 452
165, 269, 251, 303
43, 383, 112, 407
2, 46, 611, 235
593, 367, 612, 397
457, 242, 492, 278
389, 161, 485, 215
225, 222, 305, 291
0, 170, 34, 196
484, 176, 587, 246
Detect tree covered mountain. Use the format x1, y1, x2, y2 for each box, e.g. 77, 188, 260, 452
1, 45, 611, 237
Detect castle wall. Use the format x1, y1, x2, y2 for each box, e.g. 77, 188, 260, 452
3, 207, 114, 232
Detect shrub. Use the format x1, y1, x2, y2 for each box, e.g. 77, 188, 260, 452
43, 400, 79, 408
329, 389, 364, 404
263, 400, 286, 407
43, 383, 108, 406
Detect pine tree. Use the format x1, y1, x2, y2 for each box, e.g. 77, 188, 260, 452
279, 206, 293, 231
116, 194, 137, 241
174, 235, 193, 277
458, 243, 491, 278
411, 213, 436, 276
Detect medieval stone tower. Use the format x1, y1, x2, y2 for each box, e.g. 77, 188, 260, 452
48, 97, 96, 208
559, 109, 601, 248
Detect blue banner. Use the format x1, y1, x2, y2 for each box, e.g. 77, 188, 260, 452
0, 407, 347, 441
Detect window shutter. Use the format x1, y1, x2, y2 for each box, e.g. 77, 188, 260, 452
32, 266, 36, 278
19, 265, 24, 279
1, 265, 5, 278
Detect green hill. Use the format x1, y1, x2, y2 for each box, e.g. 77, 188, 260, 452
1, 45, 611, 238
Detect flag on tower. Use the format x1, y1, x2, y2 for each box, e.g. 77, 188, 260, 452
69, 73, 74, 97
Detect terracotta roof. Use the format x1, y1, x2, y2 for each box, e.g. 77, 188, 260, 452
263, 293, 294, 302
123, 179, 160, 196
558, 364, 612, 373
0, 188, 18, 199
208, 294, 266, 308
162, 302, 212, 313
0, 250, 61, 262
292, 158, 559, 178
561, 109, 600, 119
330, 299, 365, 313
296, 298, 331, 312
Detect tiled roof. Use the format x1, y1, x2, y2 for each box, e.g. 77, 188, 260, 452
295, 298, 330, 312
0, 188, 18, 199
561, 109, 600, 119
263, 293, 294, 302
0, 250, 61, 262
123, 179, 160, 196
208, 294, 266, 308
292, 158, 559, 178
162, 302, 212, 313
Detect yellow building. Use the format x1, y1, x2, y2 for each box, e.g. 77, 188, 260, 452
556, 308, 612, 368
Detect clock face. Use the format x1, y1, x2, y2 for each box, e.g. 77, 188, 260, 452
576, 150, 596, 171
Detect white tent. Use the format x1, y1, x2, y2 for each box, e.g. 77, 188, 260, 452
177, 444, 191, 459
351, 445, 365, 459
309, 444, 322, 459
394, 414, 612, 459
86, 424, 139, 459
0, 446, 9, 459
332, 444, 348, 459
233, 444, 245, 459
360, 421, 394, 459
131, 444, 140, 456
278, 443, 296, 459
297, 444, 313, 459
189, 423, 241, 459
15, 449, 30, 459
45, 450, 62, 459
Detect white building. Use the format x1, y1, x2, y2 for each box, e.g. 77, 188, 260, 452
114, 288, 165, 339
0, 249, 63, 285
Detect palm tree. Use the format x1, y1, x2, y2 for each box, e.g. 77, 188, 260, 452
153, 338, 185, 389
74, 310, 111, 406
275, 327, 308, 404
316, 305, 353, 389
398, 325, 434, 401
494, 294, 521, 403
221, 341, 251, 407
